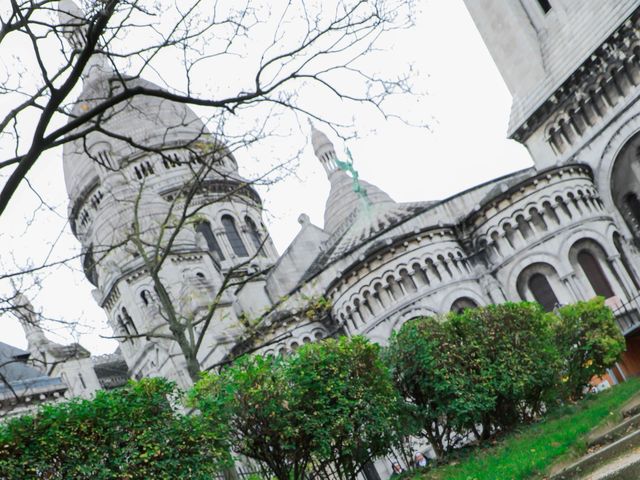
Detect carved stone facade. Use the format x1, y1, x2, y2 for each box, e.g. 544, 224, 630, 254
8, 2, 640, 476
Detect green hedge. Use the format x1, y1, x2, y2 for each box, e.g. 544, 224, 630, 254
0, 378, 229, 480
386, 299, 625, 458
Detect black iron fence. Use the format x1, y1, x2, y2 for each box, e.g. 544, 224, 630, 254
611, 294, 640, 335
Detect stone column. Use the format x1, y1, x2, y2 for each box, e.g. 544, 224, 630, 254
560, 273, 581, 302
480, 274, 507, 304
566, 272, 591, 300
608, 254, 636, 298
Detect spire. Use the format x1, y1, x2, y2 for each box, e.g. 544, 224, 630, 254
58, 0, 111, 80
308, 122, 396, 234
309, 121, 339, 175
58, 0, 87, 50
10, 293, 51, 350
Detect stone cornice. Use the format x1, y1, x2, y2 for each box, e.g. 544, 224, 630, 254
513, 10, 640, 145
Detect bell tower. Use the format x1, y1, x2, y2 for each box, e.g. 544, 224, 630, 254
58, 0, 278, 386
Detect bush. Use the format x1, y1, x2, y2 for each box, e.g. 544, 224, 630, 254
553, 297, 626, 400
386, 316, 492, 457
388, 302, 563, 455
453, 303, 561, 432
191, 354, 310, 480
289, 336, 404, 479
0, 378, 229, 480
192, 336, 403, 480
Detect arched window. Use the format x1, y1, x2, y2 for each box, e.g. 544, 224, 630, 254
528, 273, 559, 312
122, 307, 139, 338
117, 314, 129, 336
245, 216, 264, 255
451, 297, 478, 314
195, 221, 225, 261
140, 290, 150, 306
222, 215, 248, 257
624, 193, 640, 227
83, 246, 98, 286
577, 250, 614, 298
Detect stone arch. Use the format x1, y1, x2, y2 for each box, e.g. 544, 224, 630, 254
515, 213, 534, 239
516, 263, 563, 311
450, 297, 478, 314
559, 228, 616, 263
139, 288, 152, 306
568, 238, 620, 299
609, 131, 640, 239
597, 113, 640, 237
528, 205, 548, 231
364, 305, 437, 345
441, 287, 484, 314
505, 251, 569, 299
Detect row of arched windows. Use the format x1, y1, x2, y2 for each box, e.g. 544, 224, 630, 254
486, 188, 603, 259
522, 246, 618, 312
195, 215, 265, 260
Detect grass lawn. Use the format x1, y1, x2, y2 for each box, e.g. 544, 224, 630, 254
413, 378, 640, 480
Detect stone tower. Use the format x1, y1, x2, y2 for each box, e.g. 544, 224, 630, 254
464, 1, 640, 167
59, 0, 278, 386
464, 0, 640, 374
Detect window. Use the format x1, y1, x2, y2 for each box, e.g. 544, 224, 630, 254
195, 221, 225, 261
578, 250, 614, 298
140, 290, 150, 306
537, 0, 551, 14
528, 273, 559, 311
116, 314, 131, 342
451, 297, 478, 314
122, 307, 139, 339
624, 193, 640, 227
222, 215, 248, 257
245, 216, 264, 255
83, 246, 98, 286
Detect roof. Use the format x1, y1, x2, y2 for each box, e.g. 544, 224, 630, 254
0, 342, 66, 396
301, 201, 432, 282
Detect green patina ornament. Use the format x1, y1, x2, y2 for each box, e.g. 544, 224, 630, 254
336, 147, 370, 205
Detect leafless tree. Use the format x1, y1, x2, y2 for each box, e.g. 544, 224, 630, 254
0, 0, 415, 214
0, 0, 416, 397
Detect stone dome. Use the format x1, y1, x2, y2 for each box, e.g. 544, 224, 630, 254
308, 124, 396, 234
62, 72, 237, 202
323, 170, 395, 234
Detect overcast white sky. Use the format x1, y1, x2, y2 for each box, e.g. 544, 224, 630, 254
0, 0, 532, 355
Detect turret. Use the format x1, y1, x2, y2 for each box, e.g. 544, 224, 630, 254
310, 124, 395, 234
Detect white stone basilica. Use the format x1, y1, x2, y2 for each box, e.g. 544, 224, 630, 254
6, 0, 640, 434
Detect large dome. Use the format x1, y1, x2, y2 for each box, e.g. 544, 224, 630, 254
62, 71, 233, 201
308, 124, 396, 234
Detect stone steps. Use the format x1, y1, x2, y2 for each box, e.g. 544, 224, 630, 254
588, 413, 640, 449
583, 448, 640, 480
547, 396, 640, 480
550, 428, 640, 479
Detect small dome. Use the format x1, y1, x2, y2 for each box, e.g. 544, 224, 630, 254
323, 170, 395, 234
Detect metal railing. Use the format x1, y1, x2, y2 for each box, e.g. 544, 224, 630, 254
611, 293, 640, 335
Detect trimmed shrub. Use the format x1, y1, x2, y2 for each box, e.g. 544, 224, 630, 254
0, 378, 229, 480
553, 297, 625, 399
192, 336, 403, 480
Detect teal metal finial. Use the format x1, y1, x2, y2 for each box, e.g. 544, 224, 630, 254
335, 147, 369, 205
